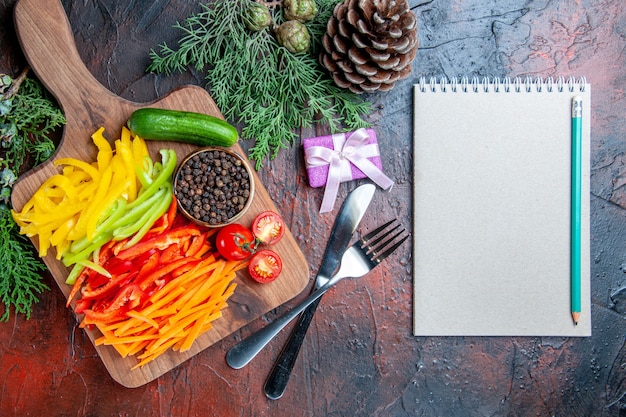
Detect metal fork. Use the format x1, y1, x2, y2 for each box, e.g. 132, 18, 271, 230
226, 219, 409, 370
263, 219, 406, 398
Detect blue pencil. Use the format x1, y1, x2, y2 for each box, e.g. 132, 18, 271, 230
571, 96, 583, 325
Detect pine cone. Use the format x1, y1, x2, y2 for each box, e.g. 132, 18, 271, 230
320, 0, 418, 94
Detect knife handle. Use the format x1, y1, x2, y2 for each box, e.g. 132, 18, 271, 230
226, 277, 340, 370
263, 297, 322, 400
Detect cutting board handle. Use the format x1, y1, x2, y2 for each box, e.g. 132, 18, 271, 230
13, 0, 122, 115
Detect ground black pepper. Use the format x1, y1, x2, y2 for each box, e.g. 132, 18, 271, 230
174, 149, 252, 225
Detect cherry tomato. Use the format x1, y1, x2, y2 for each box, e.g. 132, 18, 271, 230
248, 249, 283, 284
251, 211, 285, 246
215, 223, 257, 261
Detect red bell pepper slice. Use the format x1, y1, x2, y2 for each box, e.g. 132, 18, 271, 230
82, 284, 147, 325
82, 251, 158, 303
110, 238, 130, 257
87, 273, 110, 289
115, 226, 201, 261
146, 197, 178, 235
102, 257, 134, 276
159, 242, 183, 263
136, 251, 160, 281
81, 271, 137, 300
67, 266, 96, 306
97, 240, 117, 262
74, 298, 92, 315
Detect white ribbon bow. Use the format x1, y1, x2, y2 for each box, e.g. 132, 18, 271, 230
305, 128, 394, 213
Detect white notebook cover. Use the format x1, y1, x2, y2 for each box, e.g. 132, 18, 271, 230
412, 78, 591, 336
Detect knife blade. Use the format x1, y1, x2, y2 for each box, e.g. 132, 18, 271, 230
316, 183, 377, 279
263, 183, 376, 399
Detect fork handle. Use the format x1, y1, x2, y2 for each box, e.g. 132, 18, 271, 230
263, 297, 322, 399
226, 278, 338, 370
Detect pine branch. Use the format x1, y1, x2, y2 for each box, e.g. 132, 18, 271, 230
147, 0, 372, 169
0, 70, 60, 320
2, 76, 65, 173
0, 207, 48, 321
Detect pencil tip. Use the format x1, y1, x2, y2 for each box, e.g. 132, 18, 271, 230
571, 312, 581, 325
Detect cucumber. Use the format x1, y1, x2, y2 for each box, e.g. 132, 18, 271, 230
127, 108, 238, 147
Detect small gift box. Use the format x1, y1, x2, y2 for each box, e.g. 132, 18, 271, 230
303, 128, 394, 213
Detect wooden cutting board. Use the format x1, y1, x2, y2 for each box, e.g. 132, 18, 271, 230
11, 0, 309, 387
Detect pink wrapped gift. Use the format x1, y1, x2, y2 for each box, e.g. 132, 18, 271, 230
303, 128, 394, 212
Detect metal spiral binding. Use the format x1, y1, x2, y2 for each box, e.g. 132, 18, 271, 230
417, 76, 587, 93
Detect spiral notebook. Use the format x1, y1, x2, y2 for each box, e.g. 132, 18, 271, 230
412, 77, 591, 336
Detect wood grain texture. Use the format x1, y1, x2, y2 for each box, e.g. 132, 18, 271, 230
10, 0, 308, 387
1, 0, 626, 415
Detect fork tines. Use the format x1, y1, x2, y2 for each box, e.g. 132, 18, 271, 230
360, 219, 409, 265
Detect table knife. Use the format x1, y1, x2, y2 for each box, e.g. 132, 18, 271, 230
225, 183, 376, 370
263, 183, 376, 399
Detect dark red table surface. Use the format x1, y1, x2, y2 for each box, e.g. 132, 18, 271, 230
1, 1, 626, 416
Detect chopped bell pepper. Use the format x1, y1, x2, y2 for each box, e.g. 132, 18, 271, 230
65, 195, 245, 364
53, 157, 101, 181
137, 257, 199, 291
82, 284, 147, 326
91, 127, 113, 168
14, 126, 169, 266
119, 186, 173, 248
147, 195, 178, 235
116, 225, 201, 260
81, 271, 138, 301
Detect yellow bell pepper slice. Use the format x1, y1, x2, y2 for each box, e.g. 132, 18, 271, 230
115, 138, 137, 202
37, 174, 78, 202
37, 229, 52, 258
50, 216, 78, 259
132, 133, 150, 166
54, 157, 101, 181
91, 127, 113, 168
73, 165, 113, 240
